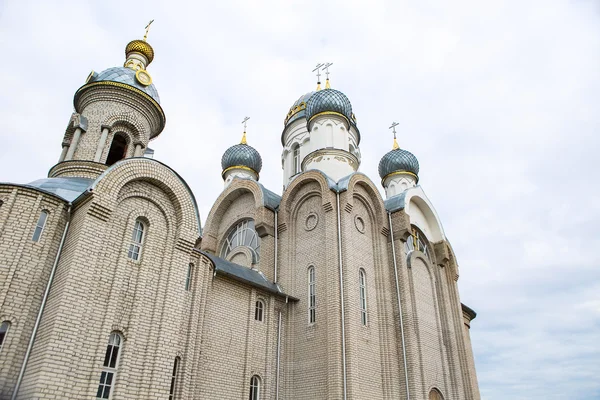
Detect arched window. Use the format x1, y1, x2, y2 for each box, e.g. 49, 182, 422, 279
32, 210, 49, 242
249, 375, 261, 400
359, 269, 367, 326
308, 266, 316, 324
169, 357, 180, 400
292, 144, 300, 175
96, 332, 122, 399
0, 321, 11, 352
404, 225, 431, 261
106, 134, 128, 166
255, 300, 264, 322
185, 263, 193, 291
429, 388, 444, 400
220, 219, 261, 263
127, 219, 145, 261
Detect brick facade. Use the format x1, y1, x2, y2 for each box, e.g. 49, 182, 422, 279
0, 53, 479, 399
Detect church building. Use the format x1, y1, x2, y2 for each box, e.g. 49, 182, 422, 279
0, 32, 480, 400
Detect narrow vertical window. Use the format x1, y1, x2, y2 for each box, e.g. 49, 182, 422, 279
359, 269, 367, 326
169, 357, 180, 400
0, 321, 11, 352
185, 264, 193, 291
249, 375, 261, 400
32, 210, 48, 242
255, 300, 264, 322
96, 332, 122, 399
127, 219, 145, 261
308, 266, 315, 324
292, 144, 300, 174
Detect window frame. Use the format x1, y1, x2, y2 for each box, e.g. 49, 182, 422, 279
249, 375, 261, 400
292, 144, 300, 175
96, 332, 123, 399
169, 356, 180, 400
185, 263, 193, 291
255, 300, 264, 322
219, 219, 261, 263
32, 210, 49, 242
308, 266, 316, 324
404, 225, 431, 261
127, 219, 146, 261
359, 269, 368, 326
0, 321, 11, 353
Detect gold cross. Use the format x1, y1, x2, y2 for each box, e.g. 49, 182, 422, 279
144, 20, 154, 41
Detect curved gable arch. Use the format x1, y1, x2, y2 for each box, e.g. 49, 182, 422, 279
280, 170, 332, 214
202, 179, 266, 253
344, 173, 387, 226
90, 158, 201, 240
403, 186, 446, 243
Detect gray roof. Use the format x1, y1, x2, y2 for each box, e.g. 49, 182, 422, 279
221, 143, 262, 174
384, 191, 407, 213
285, 91, 315, 126
25, 177, 93, 202
91, 67, 160, 103
378, 148, 420, 180
306, 88, 353, 123
199, 251, 297, 300
257, 182, 281, 211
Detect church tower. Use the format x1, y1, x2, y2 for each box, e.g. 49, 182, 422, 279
52, 33, 165, 180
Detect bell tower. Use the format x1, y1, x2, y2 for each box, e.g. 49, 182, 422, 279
51, 24, 165, 179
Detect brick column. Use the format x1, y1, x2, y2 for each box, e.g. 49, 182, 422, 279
94, 125, 111, 162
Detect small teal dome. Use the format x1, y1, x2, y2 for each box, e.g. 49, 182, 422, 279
91, 67, 160, 103
305, 89, 353, 123
378, 148, 420, 180
221, 144, 262, 175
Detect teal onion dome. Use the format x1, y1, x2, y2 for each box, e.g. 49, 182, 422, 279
284, 91, 315, 127
221, 143, 263, 176
90, 67, 160, 103
378, 148, 420, 181
305, 89, 353, 123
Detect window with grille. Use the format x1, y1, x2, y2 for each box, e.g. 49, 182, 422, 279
96, 332, 122, 399
249, 375, 261, 400
404, 225, 431, 261
127, 219, 145, 261
32, 210, 48, 242
359, 269, 367, 326
185, 264, 193, 291
220, 219, 261, 263
308, 266, 316, 324
255, 300, 264, 322
292, 145, 300, 174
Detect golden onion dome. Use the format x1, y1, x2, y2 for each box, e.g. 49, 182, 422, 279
125, 39, 155, 65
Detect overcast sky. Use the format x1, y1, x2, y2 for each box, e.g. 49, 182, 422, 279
1, 1, 599, 398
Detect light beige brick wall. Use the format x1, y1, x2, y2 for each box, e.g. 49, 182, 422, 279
0, 186, 68, 399
14, 158, 200, 399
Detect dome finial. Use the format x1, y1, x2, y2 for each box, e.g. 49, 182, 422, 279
389, 122, 400, 149
143, 19, 154, 42
313, 63, 324, 91
241, 116, 250, 144
322, 62, 333, 89
125, 21, 155, 70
